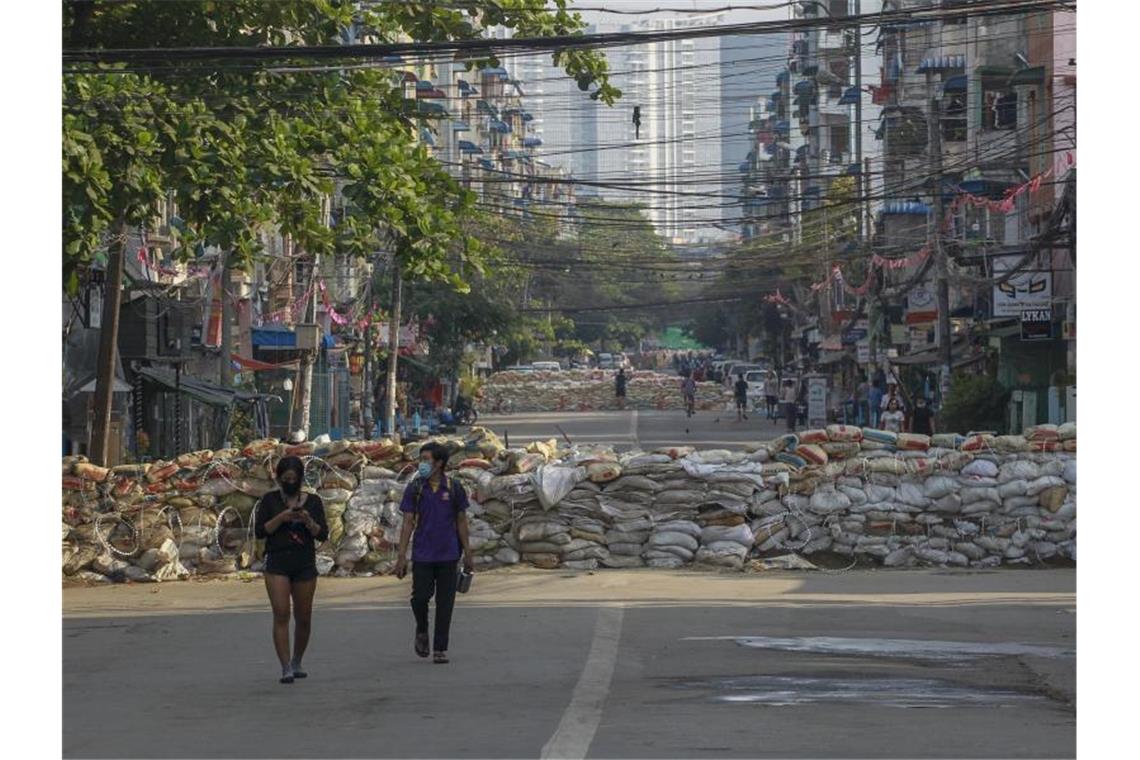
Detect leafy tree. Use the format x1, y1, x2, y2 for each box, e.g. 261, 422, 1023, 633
941, 372, 1010, 434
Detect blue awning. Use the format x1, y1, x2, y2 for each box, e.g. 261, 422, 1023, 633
416, 101, 448, 117
251, 326, 334, 349
489, 119, 511, 134
479, 158, 494, 170
451, 120, 471, 132
476, 99, 497, 116
480, 66, 509, 78
777, 70, 790, 86
794, 79, 815, 96
523, 136, 543, 148
838, 86, 861, 105
521, 111, 535, 122
420, 128, 435, 146
458, 140, 482, 154
775, 119, 790, 134
458, 79, 473, 94
739, 161, 751, 172
917, 54, 966, 73
881, 201, 931, 216
943, 74, 968, 94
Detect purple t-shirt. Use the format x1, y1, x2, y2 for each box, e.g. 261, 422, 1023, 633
400, 476, 468, 563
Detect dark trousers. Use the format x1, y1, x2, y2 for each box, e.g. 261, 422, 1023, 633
411, 560, 459, 652
785, 402, 798, 432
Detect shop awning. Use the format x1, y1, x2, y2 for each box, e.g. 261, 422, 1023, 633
838, 86, 861, 105
739, 161, 751, 172
230, 354, 301, 372
881, 200, 930, 216
794, 79, 815, 96
523, 136, 543, 147
251, 325, 335, 350
478, 158, 495, 170
451, 119, 471, 131
917, 54, 965, 73
943, 74, 967, 94
480, 66, 509, 78
1010, 65, 1046, 86
76, 377, 132, 393
489, 119, 511, 134
416, 101, 448, 117
419, 127, 436, 146
458, 140, 482, 154
891, 338, 974, 366
135, 366, 279, 408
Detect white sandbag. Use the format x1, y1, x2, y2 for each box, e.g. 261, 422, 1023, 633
605, 475, 663, 493
648, 531, 700, 552
864, 484, 895, 503
1027, 476, 1066, 497
653, 520, 702, 539
700, 524, 755, 547
895, 482, 931, 508
646, 556, 686, 569
153, 559, 191, 582
884, 547, 914, 567
1062, 460, 1076, 485
532, 465, 587, 510
922, 476, 958, 500
961, 486, 1000, 505
961, 460, 999, 479
335, 534, 369, 564
808, 486, 851, 515
1058, 422, 1076, 441
756, 528, 790, 552
998, 461, 1041, 484
494, 547, 521, 564
654, 489, 706, 506
800, 535, 833, 554
516, 520, 570, 544
344, 511, 380, 536
954, 542, 987, 560
998, 479, 1029, 499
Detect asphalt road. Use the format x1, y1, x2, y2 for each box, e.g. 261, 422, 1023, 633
63, 569, 1076, 759
474, 409, 795, 452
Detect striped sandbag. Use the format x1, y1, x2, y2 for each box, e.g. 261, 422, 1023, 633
896, 433, 931, 451
960, 434, 995, 452
768, 434, 800, 454
775, 452, 808, 469
861, 428, 899, 446
795, 444, 829, 466
797, 428, 829, 444
826, 424, 864, 442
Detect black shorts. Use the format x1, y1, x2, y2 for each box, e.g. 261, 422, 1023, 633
735, 396, 748, 409
265, 551, 318, 582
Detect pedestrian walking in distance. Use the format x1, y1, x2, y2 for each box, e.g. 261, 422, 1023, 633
681, 373, 697, 418
254, 456, 329, 684
734, 373, 749, 422
782, 379, 798, 433
394, 442, 475, 664
764, 374, 779, 420
615, 367, 628, 410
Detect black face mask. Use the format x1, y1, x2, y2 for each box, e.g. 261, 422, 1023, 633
281, 479, 301, 496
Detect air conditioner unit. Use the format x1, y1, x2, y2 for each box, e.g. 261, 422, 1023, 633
296, 323, 321, 352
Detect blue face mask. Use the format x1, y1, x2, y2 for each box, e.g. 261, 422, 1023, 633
418, 461, 433, 479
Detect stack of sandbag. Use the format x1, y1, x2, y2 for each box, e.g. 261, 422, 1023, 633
483, 369, 731, 413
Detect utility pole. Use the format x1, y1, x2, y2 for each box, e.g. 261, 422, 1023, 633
385, 262, 402, 439
852, 0, 865, 244
927, 76, 953, 402
89, 218, 128, 466
220, 251, 234, 388
362, 264, 376, 439
299, 194, 333, 438
298, 254, 318, 438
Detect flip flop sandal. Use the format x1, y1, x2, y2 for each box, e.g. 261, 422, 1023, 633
280, 673, 295, 684
415, 632, 430, 658
292, 669, 308, 679
433, 652, 450, 665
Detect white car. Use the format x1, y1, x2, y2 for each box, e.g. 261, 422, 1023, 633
743, 369, 776, 400
532, 361, 562, 372
597, 353, 616, 370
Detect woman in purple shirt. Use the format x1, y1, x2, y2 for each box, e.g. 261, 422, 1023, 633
394, 442, 475, 664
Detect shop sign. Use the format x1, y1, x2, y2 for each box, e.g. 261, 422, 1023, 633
1020, 307, 1053, 341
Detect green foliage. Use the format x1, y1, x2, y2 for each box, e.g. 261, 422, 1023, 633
941, 372, 1011, 435
62, 0, 619, 292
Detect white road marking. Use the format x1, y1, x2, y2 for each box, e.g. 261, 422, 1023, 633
540, 607, 624, 760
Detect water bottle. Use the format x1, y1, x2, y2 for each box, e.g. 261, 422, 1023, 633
412, 410, 421, 433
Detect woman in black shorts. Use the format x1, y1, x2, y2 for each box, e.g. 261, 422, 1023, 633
254, 456, 328, 684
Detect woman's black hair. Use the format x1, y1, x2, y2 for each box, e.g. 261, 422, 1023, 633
420, 441, 450, 467
276, 455, 306, 480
